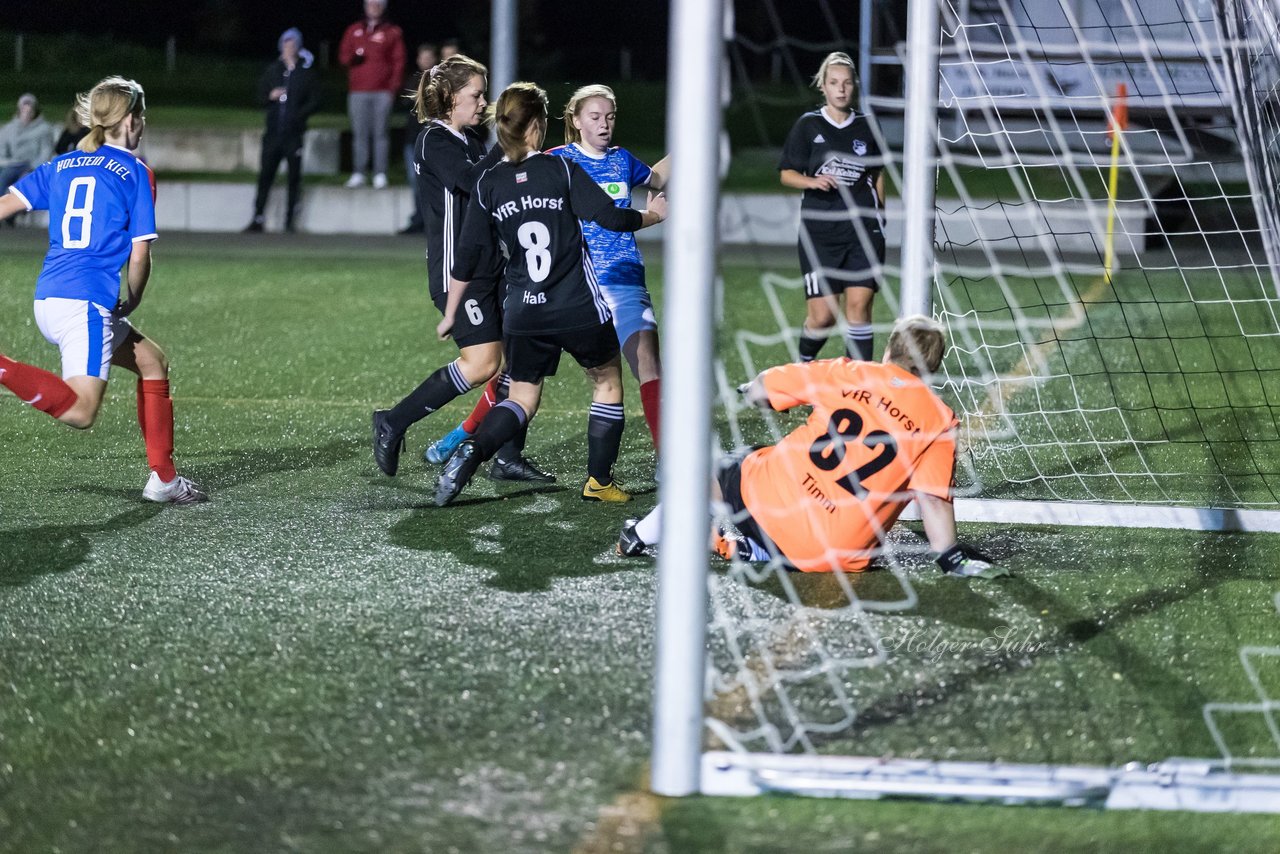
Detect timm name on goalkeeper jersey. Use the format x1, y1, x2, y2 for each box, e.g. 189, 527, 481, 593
740, 358, 958, 572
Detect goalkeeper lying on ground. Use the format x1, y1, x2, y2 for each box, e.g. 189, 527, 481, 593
616, 314, 1004, 578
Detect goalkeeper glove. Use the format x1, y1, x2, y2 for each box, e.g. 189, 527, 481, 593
936, 544, 1008, 579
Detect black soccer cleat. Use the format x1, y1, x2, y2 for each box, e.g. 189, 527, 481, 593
488, 455, 556, 483
616, 518, 648, 557
434, 440, 484, 507
372, 409, 405, 476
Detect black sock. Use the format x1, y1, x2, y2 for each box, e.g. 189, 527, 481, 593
387, 360, 470, 433
845, 323, 874, 361
587, 402, 625, 483
497, 423, 528, 462
474, 400, 527, 461
799, 327, 827, 362
489, 373, 526, 461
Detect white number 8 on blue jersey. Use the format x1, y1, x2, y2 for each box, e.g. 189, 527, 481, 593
62, 176, 96, 250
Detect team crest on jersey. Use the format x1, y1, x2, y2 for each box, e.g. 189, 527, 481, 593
853, 140, 868, 156
813, 134, 826, 144
598, 181, 628, 201
516, 172, 527, 184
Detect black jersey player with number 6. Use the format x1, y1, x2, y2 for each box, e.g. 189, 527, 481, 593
433, 82, 667, 507
371, 54, 548, 482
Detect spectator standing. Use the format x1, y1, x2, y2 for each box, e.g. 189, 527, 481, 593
338, 0, 405, 190
0, 94, 55, 191
399, 42, 437, 235
245, 27, 323, 233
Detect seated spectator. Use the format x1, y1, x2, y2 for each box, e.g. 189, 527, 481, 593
54, 107, 89, 156
0, 94, 55, 191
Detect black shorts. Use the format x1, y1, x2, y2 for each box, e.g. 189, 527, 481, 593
715, 447, 789, 566
798, 218, 886, 297
432, 278, 503, 349
504, 322, 620, 385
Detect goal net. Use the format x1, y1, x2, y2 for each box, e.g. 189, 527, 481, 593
931, 0, 1280, 518
652, 0, 1280, 810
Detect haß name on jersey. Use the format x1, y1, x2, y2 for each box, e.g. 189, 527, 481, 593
493, 195, 565, 221
521, 290, 548, 305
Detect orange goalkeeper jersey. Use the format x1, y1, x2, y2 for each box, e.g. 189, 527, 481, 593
740, 358, 958, 572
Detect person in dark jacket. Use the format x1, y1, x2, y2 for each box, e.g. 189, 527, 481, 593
54, 107, 89, 156
245, 27, 322, 233
398, 42, 436, 235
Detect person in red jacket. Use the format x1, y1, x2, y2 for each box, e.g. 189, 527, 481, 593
338, 0, 405, 190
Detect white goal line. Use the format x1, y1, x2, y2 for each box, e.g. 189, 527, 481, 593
898, 498, 1280, 533
701, 751, 1280, 813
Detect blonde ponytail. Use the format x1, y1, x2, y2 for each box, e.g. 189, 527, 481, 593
75, 76, 146, 153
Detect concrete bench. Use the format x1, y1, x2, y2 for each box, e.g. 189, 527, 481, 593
140, 128, 341, 176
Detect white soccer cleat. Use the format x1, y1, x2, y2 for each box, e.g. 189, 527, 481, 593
344, 172, 367, 189
143, 471, 209, 505
372, 172, 388, 190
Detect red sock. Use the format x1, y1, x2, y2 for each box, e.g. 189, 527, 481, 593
0, 354, 77, 418
138, 378, 177, 482
462, 376, 501, 434
640, 379, 661, 451
136, 379, 148, 441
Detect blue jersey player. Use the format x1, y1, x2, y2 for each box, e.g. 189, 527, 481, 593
0, 77, 205, 504
547, 85, 668, 451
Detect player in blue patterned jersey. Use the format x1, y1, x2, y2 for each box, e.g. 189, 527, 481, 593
547, 85, 668, 451
780, 51, 886, 364
0, 77, 205, 503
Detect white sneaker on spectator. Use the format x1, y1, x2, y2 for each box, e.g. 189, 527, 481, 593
344, 173, 366, 189
372, 173, 388, 189
142, 472, 209, 505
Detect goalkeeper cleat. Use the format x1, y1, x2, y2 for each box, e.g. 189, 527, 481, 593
372, 409, 405, 476
433, 440, 483, 507
581, 476, 631, 503
937, 544, 1009, 579
616, 518, 648, 557
425, 422, 472, 465
143, 472, 208, 505
489, 455, 556, 483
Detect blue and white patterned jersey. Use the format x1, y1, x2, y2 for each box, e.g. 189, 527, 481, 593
12, 144, 157, 308
546, 143, 652, 288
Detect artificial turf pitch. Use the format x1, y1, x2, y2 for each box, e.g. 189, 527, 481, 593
1, 231, 1278, 852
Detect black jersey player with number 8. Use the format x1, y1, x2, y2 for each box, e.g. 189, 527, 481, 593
433, 82, 667, 507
